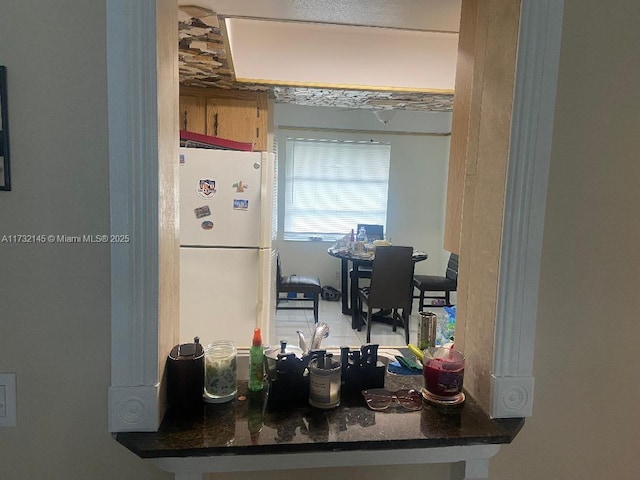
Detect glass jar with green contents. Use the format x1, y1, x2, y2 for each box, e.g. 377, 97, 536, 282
203, 340, 237, 403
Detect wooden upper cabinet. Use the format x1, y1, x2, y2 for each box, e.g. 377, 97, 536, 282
206, 97, 256, 144
179, 86, 269, 151
179, 93, 206, 134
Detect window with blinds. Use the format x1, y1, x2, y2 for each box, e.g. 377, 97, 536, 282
272, 136, 278, 241
284, 137, 391, 241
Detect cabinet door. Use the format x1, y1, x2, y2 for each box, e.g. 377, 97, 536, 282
179, 94, 206, 134
206, 97, 258, 146
179, 87, 270, 151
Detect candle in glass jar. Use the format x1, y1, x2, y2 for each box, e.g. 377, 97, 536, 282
422, 347, 465, 398
308, 355, 341, 409
203, 340, 237, 403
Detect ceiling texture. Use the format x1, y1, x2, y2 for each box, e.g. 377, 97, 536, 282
178, 3, 460, 112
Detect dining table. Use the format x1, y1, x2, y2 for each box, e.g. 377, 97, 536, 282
327, 246, 428, 329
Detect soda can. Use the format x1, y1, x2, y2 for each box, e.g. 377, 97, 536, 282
417, 311, 438, 350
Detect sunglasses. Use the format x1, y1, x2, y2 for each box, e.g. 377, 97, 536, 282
361, 389, 423, 412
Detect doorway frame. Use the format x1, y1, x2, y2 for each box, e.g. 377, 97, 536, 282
107, 0, 564, 431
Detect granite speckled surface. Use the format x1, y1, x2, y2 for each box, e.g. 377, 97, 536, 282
115, 372, 524, 459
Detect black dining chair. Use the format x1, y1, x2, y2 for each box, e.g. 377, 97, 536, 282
413, 252, 459, 310
356, 246, 415, 344
276, 252, 322, 323
349, 224, 385, 284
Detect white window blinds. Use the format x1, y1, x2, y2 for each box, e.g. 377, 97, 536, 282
284, 137, 391, 241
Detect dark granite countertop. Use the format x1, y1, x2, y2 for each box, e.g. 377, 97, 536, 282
115, 372, 524, 459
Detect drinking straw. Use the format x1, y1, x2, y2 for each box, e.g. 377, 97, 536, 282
407, 343, 425, 361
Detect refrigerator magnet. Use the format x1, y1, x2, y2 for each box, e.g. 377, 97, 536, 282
194, 205, 211, 219
197, 179, 216, 198
232, 181, 248, 193
179, 154, 185, 165
233, 199, 249, 210
201, 220, 214, 230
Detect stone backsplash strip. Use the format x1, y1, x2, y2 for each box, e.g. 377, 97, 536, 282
272, 86, 453, 112
178, 5, 267, 90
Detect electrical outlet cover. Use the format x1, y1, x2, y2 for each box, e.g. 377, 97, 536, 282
0, 373, 17, 427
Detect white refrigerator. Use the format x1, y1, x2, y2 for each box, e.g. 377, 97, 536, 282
179, 147, 276, 347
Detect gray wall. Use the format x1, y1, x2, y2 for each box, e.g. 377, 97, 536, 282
0, 1, 170, 479
491, 0, 640, 478
0, 1, 638, 479
274, 104, 453, 288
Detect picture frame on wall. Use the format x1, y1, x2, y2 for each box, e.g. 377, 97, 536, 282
0, 66, 11, 191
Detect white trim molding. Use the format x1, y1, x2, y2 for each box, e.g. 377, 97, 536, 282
491, 0, 565, 417
108, 386, 160, 432
107, 0, 162, 432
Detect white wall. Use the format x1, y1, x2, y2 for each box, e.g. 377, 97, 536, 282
273, 103, 453, 288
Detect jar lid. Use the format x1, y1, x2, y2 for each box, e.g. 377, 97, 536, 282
206, 340, 236, 355
169, 336, 205, 360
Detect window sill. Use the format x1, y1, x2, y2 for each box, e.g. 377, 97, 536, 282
282, 235, 338, 243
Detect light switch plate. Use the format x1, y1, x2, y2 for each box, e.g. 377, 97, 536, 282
0, 373, 17, 427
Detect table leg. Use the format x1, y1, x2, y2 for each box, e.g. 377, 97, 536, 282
351, 263, 361, 329
340, 258, 350, 315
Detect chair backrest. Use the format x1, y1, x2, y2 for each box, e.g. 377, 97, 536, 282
368, 246, 415, 309
356, 224, 384, 241
446, 253, 459, 282
276, 252, 283, 287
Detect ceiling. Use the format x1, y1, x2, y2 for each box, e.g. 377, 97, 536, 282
178, 1, 461, 112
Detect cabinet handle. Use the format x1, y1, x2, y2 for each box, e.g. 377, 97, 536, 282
256, 127, 259, 138
214, 113, 219, 137
183, 110, 188, 131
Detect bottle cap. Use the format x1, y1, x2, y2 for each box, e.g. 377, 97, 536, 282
252, 327, 262, 347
